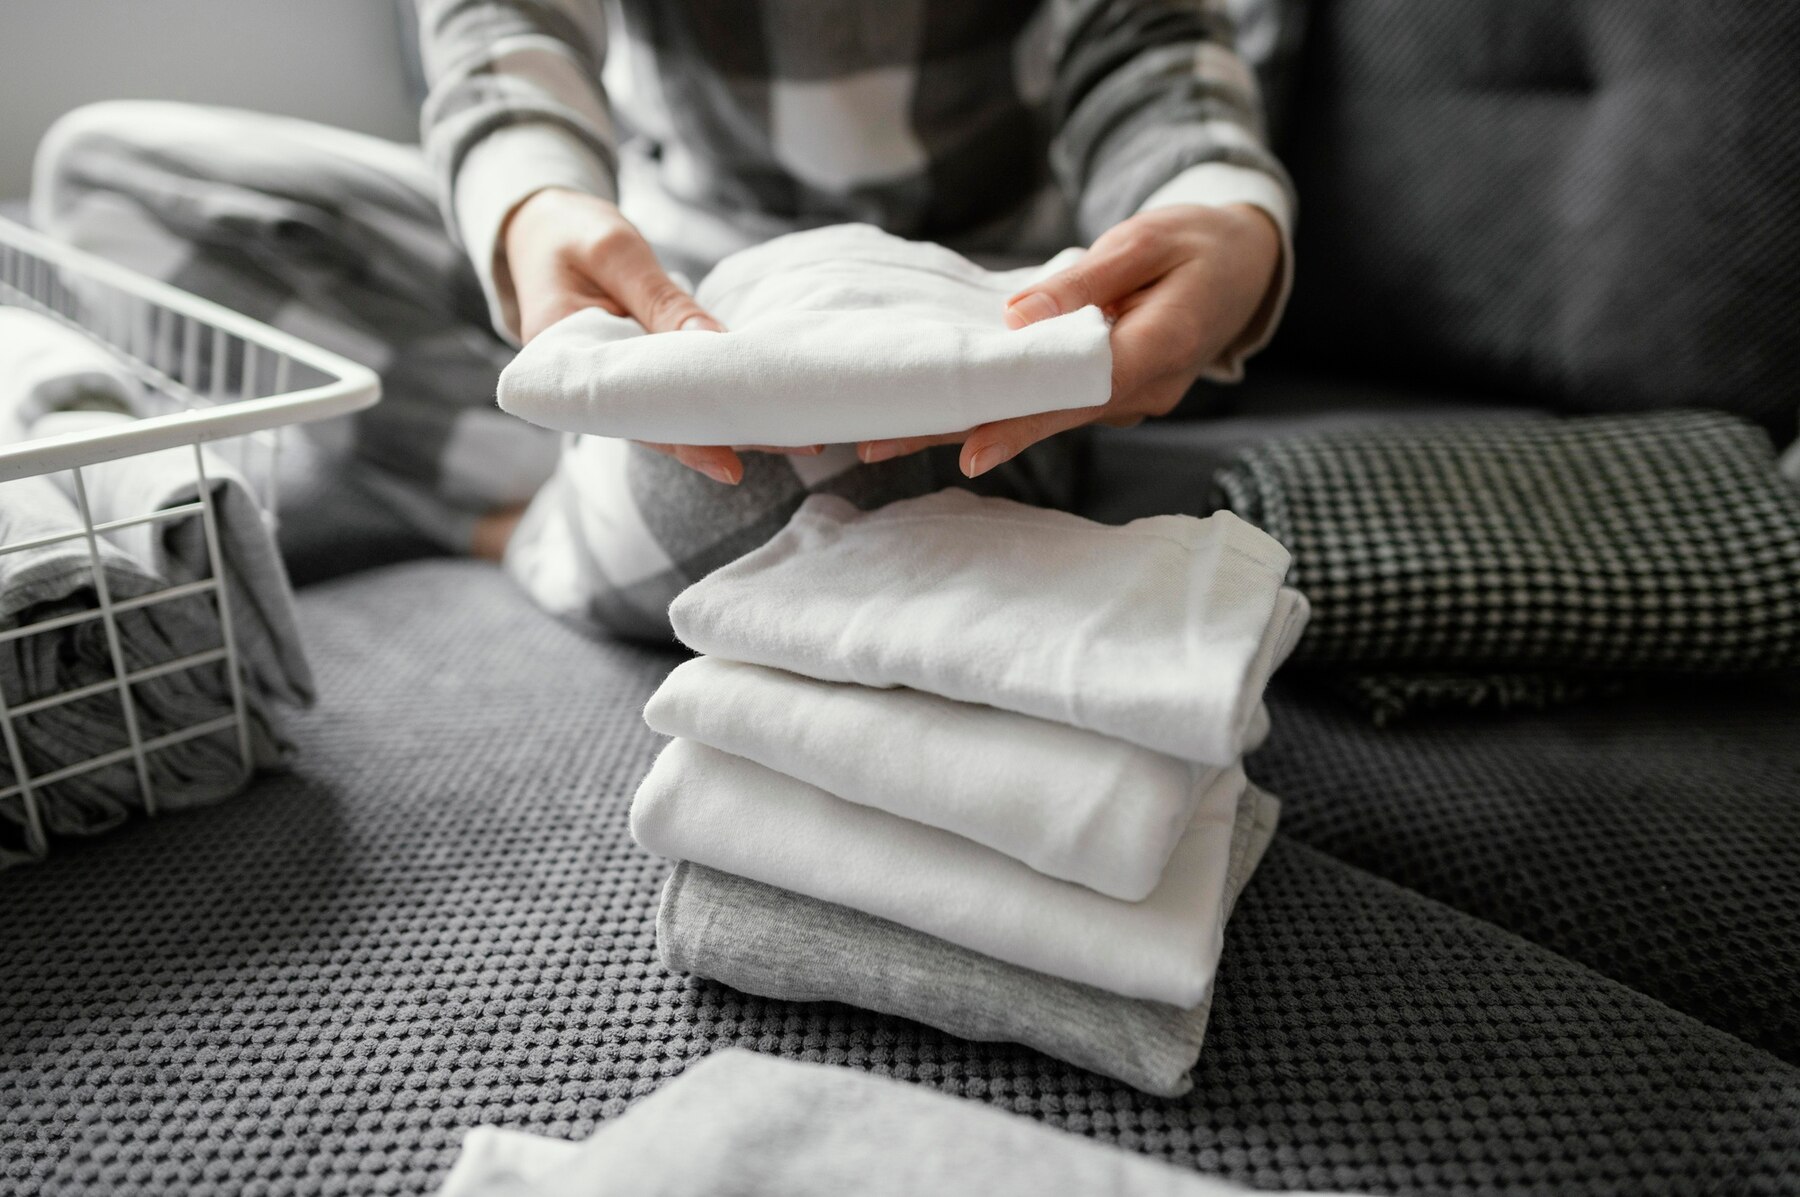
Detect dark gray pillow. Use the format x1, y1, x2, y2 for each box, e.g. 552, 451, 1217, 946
1272, 0, 1800, 440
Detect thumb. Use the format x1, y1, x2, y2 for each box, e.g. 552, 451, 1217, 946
606, 233, 726, 334
1002, 236, 1170, 329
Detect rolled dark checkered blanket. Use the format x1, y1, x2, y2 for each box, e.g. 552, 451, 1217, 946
1216, 410, 1800, 721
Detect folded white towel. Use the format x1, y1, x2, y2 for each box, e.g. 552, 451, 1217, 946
631, 738, 1242, 1006
669, 489, 1308, 764
496, 224, 1111, 446
645, 657, 1257, 901
0, 309, 140, 440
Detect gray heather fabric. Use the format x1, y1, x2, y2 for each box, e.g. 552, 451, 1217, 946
1214, 411, 1800, 719
438, 1050, 1321, 1197
0, 476, 235, 865
4, 560, 1798, 1195
46, 415, 315, 714
1271, 0, 1800, 440
1254, 676, 1800, 1065
510, 437, 1076, 643
656, 784, 1275, 1098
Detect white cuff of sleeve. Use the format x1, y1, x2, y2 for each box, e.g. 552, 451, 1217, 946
454, 122, 617, 343
1136, 162, 1295, 383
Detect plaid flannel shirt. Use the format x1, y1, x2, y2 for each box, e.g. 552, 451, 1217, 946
415, 0, 1295, 371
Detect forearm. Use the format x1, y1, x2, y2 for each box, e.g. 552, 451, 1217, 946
415, 0, 620, 338
1045, 0, 1295, 376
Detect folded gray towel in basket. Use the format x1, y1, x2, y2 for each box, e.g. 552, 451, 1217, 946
0, 316, 313, 866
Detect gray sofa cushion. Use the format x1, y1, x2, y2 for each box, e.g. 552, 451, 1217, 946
3, 560, 1797, 1195
1257, 677, 1800, 1064
1271, 0, 1800, 439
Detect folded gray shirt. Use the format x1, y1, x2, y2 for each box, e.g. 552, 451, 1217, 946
658, 786, 1280, 1097
437, 1048, 1337, 1197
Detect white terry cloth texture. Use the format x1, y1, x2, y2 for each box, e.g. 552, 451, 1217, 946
0, 308, 142, 439
669, 489, 1308, 765
435, 1049, 1341, 1197
632, 738, 1243, 1007
658, 785, 1280, 1098
645, 656, 1260, 901
496, 224, 1112, 447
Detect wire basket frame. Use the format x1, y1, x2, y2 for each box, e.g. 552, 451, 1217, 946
0, 215, 378, 858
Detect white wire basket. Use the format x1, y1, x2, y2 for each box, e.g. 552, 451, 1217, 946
0, 214, 378, 860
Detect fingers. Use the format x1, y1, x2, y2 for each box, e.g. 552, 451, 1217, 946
589, 228, 725, 334
856, 431, 968, 465
959, 405, 1103, 478
733, 444, 825, 455
639, 442, 745, 485
1107, 261, 1215, 400
963, 259, 1219, 476
1003, 227, 1175, 329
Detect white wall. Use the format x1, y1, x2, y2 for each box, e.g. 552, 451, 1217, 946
0, 0, 419, 198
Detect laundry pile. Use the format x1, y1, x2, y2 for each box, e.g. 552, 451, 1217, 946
632, 488, 1308, 1095
0, 308, 313, 867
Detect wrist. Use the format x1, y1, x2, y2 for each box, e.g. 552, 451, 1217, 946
502, 187, 592, 271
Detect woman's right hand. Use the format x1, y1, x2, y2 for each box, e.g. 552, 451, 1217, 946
503, 187, 797, 484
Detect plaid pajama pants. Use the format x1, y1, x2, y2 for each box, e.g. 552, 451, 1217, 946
32, 101, 1075, 639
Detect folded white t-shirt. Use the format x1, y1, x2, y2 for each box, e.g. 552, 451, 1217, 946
496, 224, 1112, 446
631, 738, 1244, 1006
645, 656, 1256, 901
669, 489, 1308, 765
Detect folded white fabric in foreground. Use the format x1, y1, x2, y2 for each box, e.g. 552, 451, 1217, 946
496, 224, 1111, 446
645, 656, 1256, 900
670, 489, 1308, 764
437, 1049, 1342, 1197
632, 738, 1241, 1006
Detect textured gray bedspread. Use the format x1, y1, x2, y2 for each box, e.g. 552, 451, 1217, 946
3, 559, 1797, 1196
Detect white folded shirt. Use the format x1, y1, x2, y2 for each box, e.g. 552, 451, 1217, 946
496, 224, 1112, 446
645, 656, 1256, 901
669, 489, 1308, 765
631, 738, 1247, 1006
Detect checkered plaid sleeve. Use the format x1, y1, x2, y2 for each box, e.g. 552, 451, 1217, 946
1044, 0, 1295, 241
415, 0, 620, 337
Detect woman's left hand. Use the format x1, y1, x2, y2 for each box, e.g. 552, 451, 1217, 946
855, 202, 1283, 477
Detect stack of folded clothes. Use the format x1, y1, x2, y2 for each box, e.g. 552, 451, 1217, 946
631, 488, 1309, 1096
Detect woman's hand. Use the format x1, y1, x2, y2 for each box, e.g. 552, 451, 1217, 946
855, 202, 1282, 476
504, 188, 818, 484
